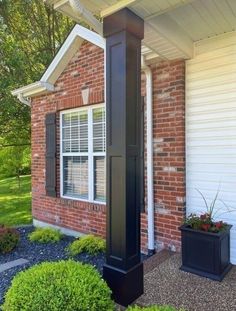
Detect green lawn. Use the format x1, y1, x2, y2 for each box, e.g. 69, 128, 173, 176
0, 175, 32, 226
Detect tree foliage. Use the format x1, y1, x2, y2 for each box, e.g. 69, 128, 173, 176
0, 0, 74, 177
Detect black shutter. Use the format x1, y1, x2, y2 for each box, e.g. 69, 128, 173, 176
140, 96, 145, 213
45, 112, 57, 197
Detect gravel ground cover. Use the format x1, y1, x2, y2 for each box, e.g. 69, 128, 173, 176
0, 226, 106, 304
136, 253, 236, 311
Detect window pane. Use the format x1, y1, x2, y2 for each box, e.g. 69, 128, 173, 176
63, 156, 88, 199
94, 156, 106, 202
62, 127, 70, 140
79, 125, 88, 152
71, 112, 78, 126
62, 111, 88, 153
63, 140, 70, 153
93, 107, 105, 152
71, 126, 79, 139
80, 112, 87, 125
62, 114, 70, 127
71, 140, 79, 152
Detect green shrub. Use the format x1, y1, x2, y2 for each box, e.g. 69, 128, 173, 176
67, 234, 106, 256
2, 260, 115, 311
0, 225, 19, 254
127, 306, 184, 311
28, 227, 62, 243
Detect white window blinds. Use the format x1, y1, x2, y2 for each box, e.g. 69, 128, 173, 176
93, 107, 106, 202
60, 105, 105, 203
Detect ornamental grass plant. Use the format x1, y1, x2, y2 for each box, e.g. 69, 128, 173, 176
67, 234, 105, 256
184, 188, 234, 233
28, 227, 63, 243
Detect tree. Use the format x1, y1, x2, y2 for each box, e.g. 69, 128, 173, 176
0, 145, 31, 187
0, 0, 75, 178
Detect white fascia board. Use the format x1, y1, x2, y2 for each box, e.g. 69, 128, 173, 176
12, 81, 54, 98
41, 24, 105, 84
68, 0, 103, 36
72, 24, 105, 49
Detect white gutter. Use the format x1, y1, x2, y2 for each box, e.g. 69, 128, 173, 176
17, 93, 31, 107
69, 0, 103, 36
142, 56, 155, 255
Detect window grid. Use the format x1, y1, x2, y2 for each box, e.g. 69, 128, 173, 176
60, 104, 105, 204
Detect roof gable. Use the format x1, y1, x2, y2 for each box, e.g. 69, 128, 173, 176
12, 24, 105, 100
41, 24, 105, 85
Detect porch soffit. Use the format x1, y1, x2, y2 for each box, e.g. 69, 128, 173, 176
45, 0, 236, 60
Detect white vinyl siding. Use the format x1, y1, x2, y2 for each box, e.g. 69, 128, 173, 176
60, 104, 106, 203
186, 32, 236, 264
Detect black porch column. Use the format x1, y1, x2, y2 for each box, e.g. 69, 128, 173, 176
103, 8, 144, 307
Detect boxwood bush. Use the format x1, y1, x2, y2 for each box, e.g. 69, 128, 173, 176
0, 225, 19, 254
28, 227, 62, 243
67, 234, 106, 256
2, 260, 114, 311
127, 306, 184, 311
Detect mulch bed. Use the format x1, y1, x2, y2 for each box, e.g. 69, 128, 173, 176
0, 226, 105, 304
0, 226, 149, 305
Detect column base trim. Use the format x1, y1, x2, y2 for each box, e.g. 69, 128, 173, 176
103, 262, 144, 307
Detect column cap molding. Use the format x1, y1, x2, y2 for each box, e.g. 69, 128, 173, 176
103, 8, 144, 40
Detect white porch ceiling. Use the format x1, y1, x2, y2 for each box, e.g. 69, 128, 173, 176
45, 0, 236, 60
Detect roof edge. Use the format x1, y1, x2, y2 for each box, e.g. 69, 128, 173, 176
40, 24, 105, 84
12, 24, 105, 100
12, 81, 55, 98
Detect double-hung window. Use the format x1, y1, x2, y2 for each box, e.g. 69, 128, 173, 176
60, 104, 106, 203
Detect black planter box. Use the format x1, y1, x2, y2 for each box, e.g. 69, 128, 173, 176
179, 224, 232, 281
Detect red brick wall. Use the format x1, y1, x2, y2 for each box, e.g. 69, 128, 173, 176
31, 40, 185, 253
32, 41, 106, 237
141, 60, 186, 252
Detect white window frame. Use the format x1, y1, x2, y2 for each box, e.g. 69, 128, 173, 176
60, 103, 106, 204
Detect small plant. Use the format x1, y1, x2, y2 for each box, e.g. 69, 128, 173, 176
2, 260, 114, 311
67, 234, 105, 256
28, 227, 62, 243
127, 305, 184, 311
0, 225, 20, 254
185, 213, 227, 233
184, 188, 233, 233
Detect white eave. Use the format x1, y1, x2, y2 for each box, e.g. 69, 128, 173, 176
47, 0, 236, 61
12, 24, 106, 103
15, 0, 236, 104
12, 81, 55, 98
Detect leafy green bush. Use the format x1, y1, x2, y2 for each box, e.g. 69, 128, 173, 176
67, 234, 106, 256
127, 306, 184, 311
28, 227, 62, 243
0, 225, 19, 254
2, 260, 114, 311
